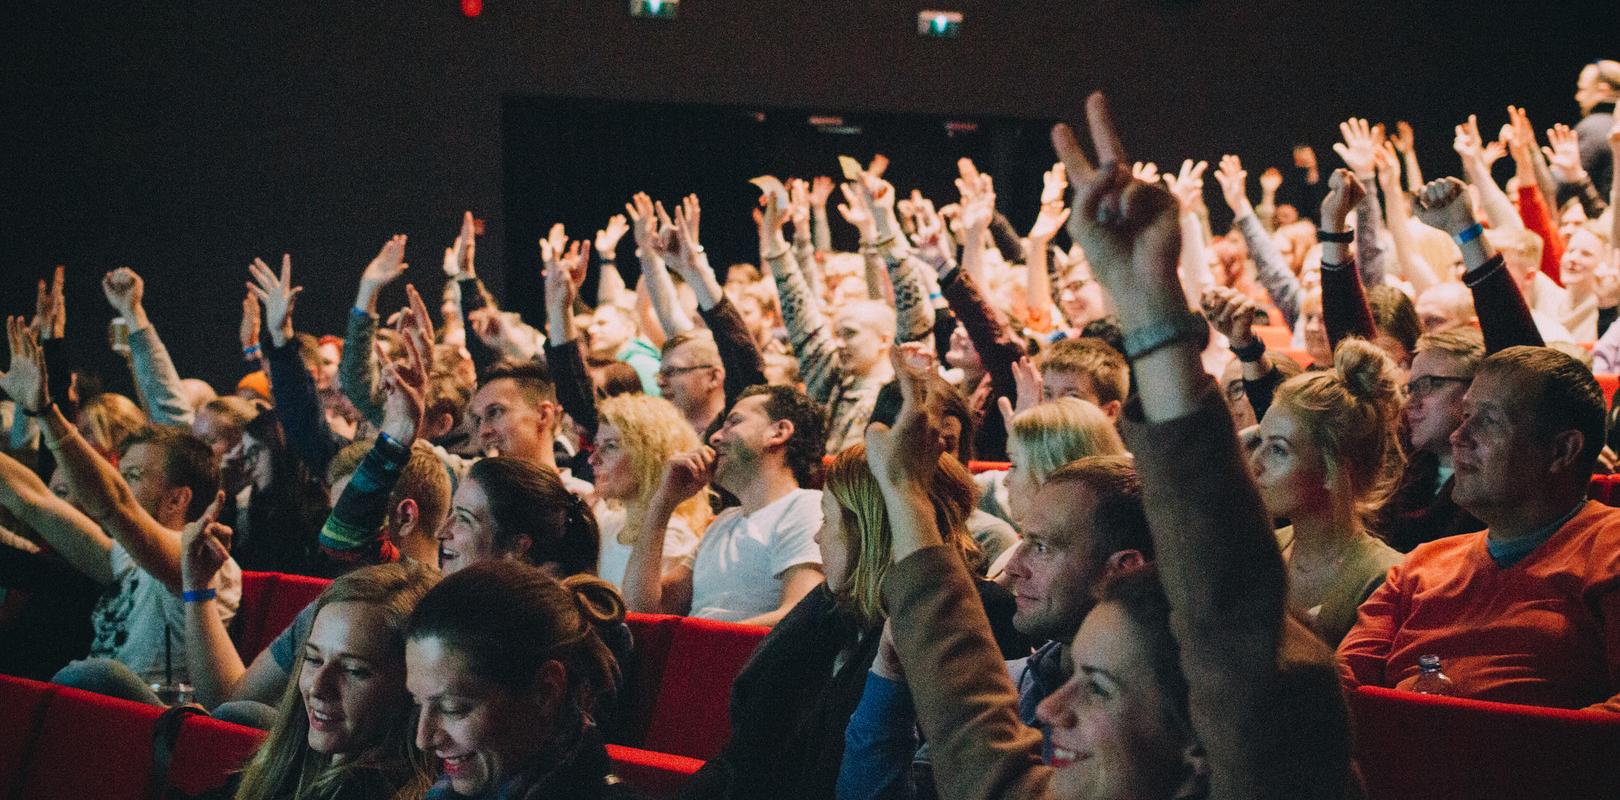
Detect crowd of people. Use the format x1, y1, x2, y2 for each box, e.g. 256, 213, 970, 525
1, 60, 1619, 800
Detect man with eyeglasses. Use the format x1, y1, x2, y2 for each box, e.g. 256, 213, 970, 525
656, 331, 729, 436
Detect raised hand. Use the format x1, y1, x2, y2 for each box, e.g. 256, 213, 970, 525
909, 195, 953, 265
450, 211, 478, 278
379, 312, 429, 446
1028, 199, 1071, 245
246, 254, 302, 347
836, 181, 877, 242
361, 234, 410, 290
1506, 105, 1538, 163
654, 446, 716, 508
1213, 154, 1251, 215
627, 192, 676, 260
541, 238, 589, 313
1452, 115, 1486, 163
1162, 159, 1209, 211
101, 266, 145, 329
1319, 168, 1367, 230
1411, 177, 1478, 235
996, 355, 1044, 436
1259, 167, 1283, 195
808, 175, 835, 209
1041, 162, 1069, 204
1333, 117, 1381, 179
35, 266, 66, 340
788, 178, 814, 237
1200, 286, 1259, 349
1543, 124, 1587, 183
1374, 142, 1403, 196
400, 283, 437, 373
754, 187, 790, 253
596, 214, 629, 260
1, 316, 48, 414
866, 342, 946, 492
239, 289, 261, 353
669, 194, 704, 267
180, 491, 233, 593
1051, 93, 1182, 307
1131, 161, 1161, 185
1391, 121, 1416, 155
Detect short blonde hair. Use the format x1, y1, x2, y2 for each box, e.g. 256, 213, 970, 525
77, 393, 147, 456
1009, 397, 1127, 484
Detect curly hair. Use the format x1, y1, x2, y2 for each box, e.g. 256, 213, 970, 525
597, 394, 711, 543
737, 384, 826, 488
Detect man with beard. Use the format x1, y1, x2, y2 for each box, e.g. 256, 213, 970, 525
620, 385, 826, 627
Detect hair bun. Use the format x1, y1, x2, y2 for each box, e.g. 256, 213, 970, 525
1333, 338, 1399, 405
561, 574, 627, 628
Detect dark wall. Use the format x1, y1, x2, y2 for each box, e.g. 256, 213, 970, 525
3, 0, 1616, 391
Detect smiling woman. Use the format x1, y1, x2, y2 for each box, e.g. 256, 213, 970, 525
228, 562, 439, 800
405, 561, 633, 799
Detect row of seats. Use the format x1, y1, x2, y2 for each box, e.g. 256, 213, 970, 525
7, 671, 1617, 799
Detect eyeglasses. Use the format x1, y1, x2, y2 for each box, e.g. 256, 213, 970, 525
1406, 375, 1471, 398
658, 363, 718, 379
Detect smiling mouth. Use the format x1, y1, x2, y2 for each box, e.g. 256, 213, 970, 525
308, 708, 340, 731
440, 753, 475, 775
1050, 746, 1089, 768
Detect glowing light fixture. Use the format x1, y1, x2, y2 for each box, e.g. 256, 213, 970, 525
917, 10, 962, 38
631, 0, 679, 19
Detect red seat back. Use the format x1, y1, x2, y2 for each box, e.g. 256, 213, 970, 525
1589, 474, 1620, 506
605, 744, 704, 799
162, 714, 266, 798
0, 675, 56, 798
16, 684, 165, 800
233, 571, 279, 660
1349, 685, 1620, 800
1596, 373, 1619, 405
641, 616, 769, 760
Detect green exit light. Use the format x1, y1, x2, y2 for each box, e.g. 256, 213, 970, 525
631, 0, 678, 19
917, 10, 962, 37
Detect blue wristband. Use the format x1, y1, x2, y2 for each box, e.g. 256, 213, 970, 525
1454, 223, 1484, 245
182, 588, 217, 603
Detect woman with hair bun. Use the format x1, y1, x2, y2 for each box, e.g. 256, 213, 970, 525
1251, 337, 1406, 645
406, 561, 634, 799
437, 457, 601, 578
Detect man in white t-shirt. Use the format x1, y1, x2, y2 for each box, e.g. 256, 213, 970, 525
623, 385, 826, 626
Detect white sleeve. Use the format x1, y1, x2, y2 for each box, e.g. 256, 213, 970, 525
660, 516, 701, 574
767, 491, 824, 578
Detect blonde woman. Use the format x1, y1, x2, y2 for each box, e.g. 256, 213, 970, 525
979, 396, 1127, 531
76, 392, 147, 456
1251, 338, 1406, 645
588, 394, 710, 591
181, 514, 439, 800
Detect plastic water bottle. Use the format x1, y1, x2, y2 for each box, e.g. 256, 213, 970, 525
1411, 654, 1457, 696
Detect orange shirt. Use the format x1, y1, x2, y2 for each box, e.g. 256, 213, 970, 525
1339, 501, 1620, 712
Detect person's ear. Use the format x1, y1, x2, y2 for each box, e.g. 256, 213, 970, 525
536, 401, 560, 434
425, 411, 456, 440
1104, 549, 1146, 575
1100, 399, 1123, 421
765, 418, 796, 449
1548, 429, 1585, 475
169, 486, 194, 522
508, 533, 534, 561
391, 498, 420, 541
528, 659, 569, 721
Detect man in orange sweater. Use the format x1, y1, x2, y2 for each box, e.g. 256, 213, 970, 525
1339, 345, 1620, 711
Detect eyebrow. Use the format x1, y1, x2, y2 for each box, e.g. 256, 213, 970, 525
1079, 664, 1122, 686
303, 642, 373, 663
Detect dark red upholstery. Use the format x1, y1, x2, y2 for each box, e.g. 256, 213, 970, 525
0, 675, 55, 798
641, 616, 768, 760
233, 571, 332, 663
605, 744, 704, 799
16, 684, 165, 800
161, 714, 266, 798
1589, 474, 1620, 506
619, 612, 683, 747
1349, 685, 1620, 800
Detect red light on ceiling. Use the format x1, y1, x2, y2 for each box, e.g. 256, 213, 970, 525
461, 0, 482, 17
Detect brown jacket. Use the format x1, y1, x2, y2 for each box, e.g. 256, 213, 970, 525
882, 379, 1357, 800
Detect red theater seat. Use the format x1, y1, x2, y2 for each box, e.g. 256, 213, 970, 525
1348, 685, 1620, 800
606, 744, 705, 799
640, 616, 768, 761
0, 675, 55, 797
233, 571, 332, 662
162, 714, 266, 798
1590, 474, 1620, 506
620, 612, 683, 747
1597, 373, 1619, 404
15, 684, 165, 800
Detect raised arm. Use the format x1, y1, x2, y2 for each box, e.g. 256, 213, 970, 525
1216, 155, 1303, 329
666, 195, 768, 398
1374, 143, 1443, 295
1317, 170, 1378, 351
621, 448, 711, 615
1024, 163, 1071, 331
809, 175, 835, 253
629, 193, 696, 338
251, 254, 341, 477
1508, 106, 1565, 285
342, 235, 411, 425
542, 237, 600, 442
1164, 159, 1215, 300
1055, 92, 1343, 800
180, 493, 244, 708
955, 160, 996, 285
1333, 118, 1392, 288
104, 268, 193, 427
1413, 177, 1544, 352
1544, 123, 1609, 218
0, 340, 113, 585
761, 186, 843, 405
1392, 121, 1425, 195
594, 213, 631, 308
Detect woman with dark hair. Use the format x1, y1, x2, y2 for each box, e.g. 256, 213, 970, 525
228, 409, 331, 573
406, 561, 634, 799
682, 444, 1025, 800
437, 457, 600, 577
